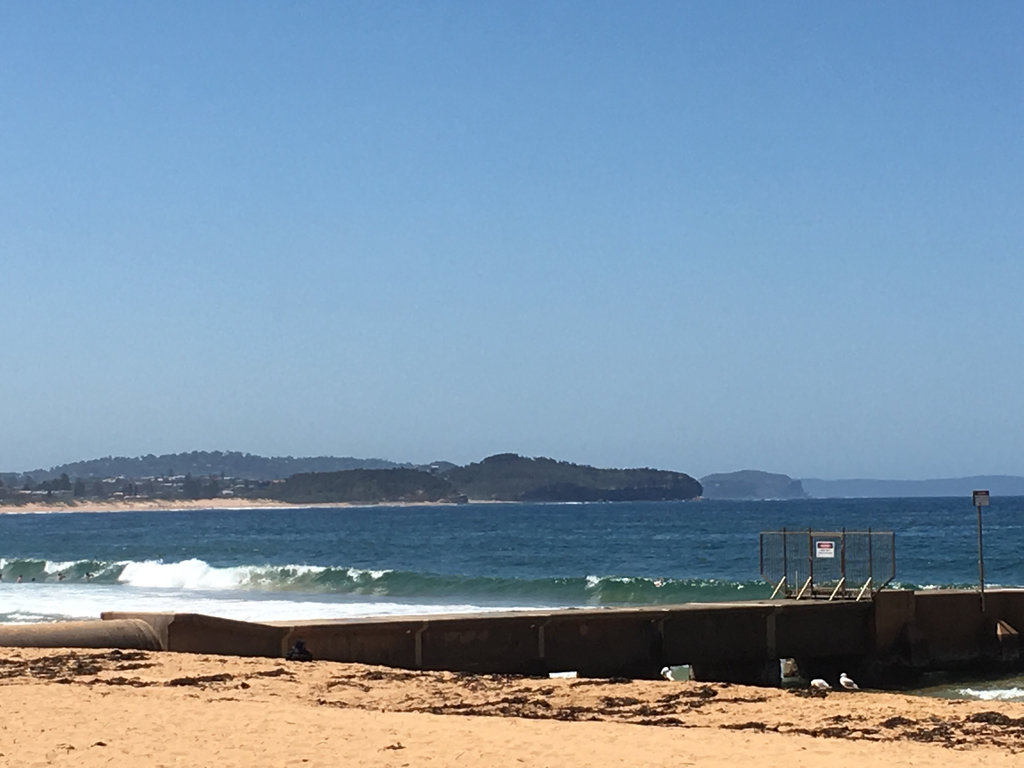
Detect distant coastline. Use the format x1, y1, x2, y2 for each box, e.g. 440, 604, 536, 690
1, 452, 703, 508
5, 450, 1021, 506
0, 497, 490, 515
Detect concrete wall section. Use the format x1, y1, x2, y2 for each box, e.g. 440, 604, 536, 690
871, 589, 917, 653
281, 619, 430, 671
912, 591, 990, 665
541, 611, 666, 678
104, 611, 287, 657
420, 615, 548, 674
982, 591, 1024, 638
774, 601, 873, 659
164, 613, 288, 657
660, 605, 774, 664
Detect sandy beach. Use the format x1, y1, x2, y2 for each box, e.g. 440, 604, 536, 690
1, 647, 1023, 767
0, 498, 444, 515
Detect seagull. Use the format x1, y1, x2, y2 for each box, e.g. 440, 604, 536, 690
809, 678, 832, 691
660, 666, 675, 681
839, 672, 859, 690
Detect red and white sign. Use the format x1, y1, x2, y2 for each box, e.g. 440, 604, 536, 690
815, 540, 836, 559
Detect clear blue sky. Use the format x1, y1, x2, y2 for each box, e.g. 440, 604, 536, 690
2, 2, 1021, 479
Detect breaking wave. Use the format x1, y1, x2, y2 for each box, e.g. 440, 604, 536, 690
0, 557, 771, 605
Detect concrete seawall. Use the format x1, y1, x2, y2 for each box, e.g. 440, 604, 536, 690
99, 602, 868, 682
3, 589, 1020, 687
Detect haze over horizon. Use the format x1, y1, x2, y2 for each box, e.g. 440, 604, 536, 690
3, 3, 1021, 481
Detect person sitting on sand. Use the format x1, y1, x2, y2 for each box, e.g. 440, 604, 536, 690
286, 639, 313, 662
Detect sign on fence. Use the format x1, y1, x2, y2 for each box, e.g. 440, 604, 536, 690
759, 529, 895, 600
815, 540, 836, 559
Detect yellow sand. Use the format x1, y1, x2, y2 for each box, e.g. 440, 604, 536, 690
0, 497, 463, 514
1, 647, 1021, 767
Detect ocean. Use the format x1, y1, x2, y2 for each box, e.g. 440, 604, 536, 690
2, 496, 1022, 698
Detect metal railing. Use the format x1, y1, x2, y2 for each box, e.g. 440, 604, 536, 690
759, 528, 895, 600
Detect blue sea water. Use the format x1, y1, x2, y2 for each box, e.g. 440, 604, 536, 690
1, 496, 1021, 620
1, 496, 1022, 697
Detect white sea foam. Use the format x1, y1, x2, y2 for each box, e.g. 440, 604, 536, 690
43, 560, 80, 575
118, 558, 254, 590
346, 567, 390, 580
957, 687, 1024, 701
0, 581, 542, 625
4, 611, 57, 623
115, 559, 356, 590
245, 564, 328, 587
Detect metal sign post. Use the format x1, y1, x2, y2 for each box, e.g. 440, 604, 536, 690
973, 490, 990, 612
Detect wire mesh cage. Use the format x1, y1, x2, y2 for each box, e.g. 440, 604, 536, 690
759, 528, 895, 600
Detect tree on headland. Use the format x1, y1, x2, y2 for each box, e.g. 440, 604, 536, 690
270, 469, 457, 504
202, 477, 221, 499
182, 474, 201, 500
24, 450, 405, 483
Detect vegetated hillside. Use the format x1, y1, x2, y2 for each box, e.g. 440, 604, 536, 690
443, 453, 702, 502
7, 450, 704, 505
699, 470, 807, 500
269, 469, 458, 504
22, 451, 403, 482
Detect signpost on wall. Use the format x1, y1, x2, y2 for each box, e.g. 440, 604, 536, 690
973, 490, 990, 612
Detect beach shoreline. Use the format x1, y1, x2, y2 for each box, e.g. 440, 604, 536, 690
1, 646, 1023, 767
0, 497, 482, 515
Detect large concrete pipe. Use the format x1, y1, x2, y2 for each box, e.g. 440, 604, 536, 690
0, 619, 164, 651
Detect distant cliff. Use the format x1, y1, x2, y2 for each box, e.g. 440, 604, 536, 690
443, 454, 702, 502
699, 470, 807, 500
801, 475, 1024, 499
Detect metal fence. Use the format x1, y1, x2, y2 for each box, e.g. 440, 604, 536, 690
759, 529, 895, 600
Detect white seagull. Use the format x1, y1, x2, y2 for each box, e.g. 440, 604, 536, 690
660, 666, 675, 681
839, 672, 859, 691
809, 678, 832, 691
